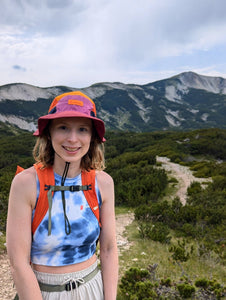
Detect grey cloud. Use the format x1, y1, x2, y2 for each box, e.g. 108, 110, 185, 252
156, 0, 226, 42
13, 65, 26, 71
0, 0, 88, 36
1, 0, 226, 87
46, 0, 74, 9
99, 0, 226, 67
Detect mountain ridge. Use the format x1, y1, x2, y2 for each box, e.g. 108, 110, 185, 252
0, 71, 226, 132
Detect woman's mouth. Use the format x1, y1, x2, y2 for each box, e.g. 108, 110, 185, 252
63, 146, 80, 152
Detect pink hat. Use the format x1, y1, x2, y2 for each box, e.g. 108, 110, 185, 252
33, 91, 105, 142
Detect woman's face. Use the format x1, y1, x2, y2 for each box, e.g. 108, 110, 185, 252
49, 117, 92, 167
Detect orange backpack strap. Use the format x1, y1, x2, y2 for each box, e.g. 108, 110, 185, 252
32, 163, 55, 235
82, 169, 101, 227
15, 164, 55, 235
15, 165, 25, 175
16, 165, 101, 235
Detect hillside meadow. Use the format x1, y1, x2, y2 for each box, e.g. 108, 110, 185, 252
0, 122, 225, 299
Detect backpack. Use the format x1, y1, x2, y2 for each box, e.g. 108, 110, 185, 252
16, 163, 101, 235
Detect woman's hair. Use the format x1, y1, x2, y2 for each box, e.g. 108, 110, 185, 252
33, 121, 105, 171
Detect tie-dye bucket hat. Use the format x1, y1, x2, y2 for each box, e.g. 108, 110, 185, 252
33, 91, 105, 142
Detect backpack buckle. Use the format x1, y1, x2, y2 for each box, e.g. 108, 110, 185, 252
44, 184, 51, 191
69, 185, 81, 192
87, 184, 92, 190
69, 185, 92, 192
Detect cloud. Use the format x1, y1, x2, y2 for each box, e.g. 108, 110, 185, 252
0, 0, 87, 35
0, 0, 226, 87
12, 65, 27, 71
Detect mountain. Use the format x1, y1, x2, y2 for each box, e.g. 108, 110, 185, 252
0, 71, 226, 133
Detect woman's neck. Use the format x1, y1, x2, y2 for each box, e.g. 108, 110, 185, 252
53, 157, 81, 178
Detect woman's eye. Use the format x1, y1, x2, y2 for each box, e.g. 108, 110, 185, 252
59, 125, 67, 130
79, 127, 88, 132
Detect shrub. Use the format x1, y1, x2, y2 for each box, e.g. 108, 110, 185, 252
160, 278, 172, 287
180, 223, 198, 238
119, 266, 225, 299
119, 267, 151, 298
145, 222, 171, 244
110, 163, 168, 207
137, 222, 171, 244
134, 201, 170, 223
169, 240, 193, 262
177, 283, 195, 298
195, 278, 209, 289
195, 278, 226, 299
134, 281, 158, 300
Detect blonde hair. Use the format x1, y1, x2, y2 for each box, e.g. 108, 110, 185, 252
33, 122, 105, 171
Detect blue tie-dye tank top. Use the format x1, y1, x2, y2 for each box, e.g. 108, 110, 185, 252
30, 172, 102, 266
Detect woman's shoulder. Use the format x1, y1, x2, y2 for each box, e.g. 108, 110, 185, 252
95, 170, 114, 201
12, 166, 36, 188
95, 170, 114, 186
9, 166, 37, 207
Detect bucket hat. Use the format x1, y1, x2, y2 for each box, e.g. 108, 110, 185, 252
33, 91, 105, 142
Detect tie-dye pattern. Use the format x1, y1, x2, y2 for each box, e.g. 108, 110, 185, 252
31, 172, 102, 266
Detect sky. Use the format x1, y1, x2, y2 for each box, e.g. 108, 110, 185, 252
1, 0, 226, 88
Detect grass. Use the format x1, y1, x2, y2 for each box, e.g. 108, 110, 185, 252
0, 233, 6, 253
115, 204, 225, 292
160, 177, 179, 204
115, 206, 134, 215
118, 217, 226, 285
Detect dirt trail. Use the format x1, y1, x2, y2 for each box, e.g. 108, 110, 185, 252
157, 156, 211, 205
115, 212, 134, 255
0, 253, 16, 300
0, 157, 211, 299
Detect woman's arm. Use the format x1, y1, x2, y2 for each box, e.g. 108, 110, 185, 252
6, 168, 43, 300
97, 171, 118, 300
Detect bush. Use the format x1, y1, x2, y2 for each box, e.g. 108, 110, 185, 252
134, 281, 157, 300
111, 164, 168, 207
119, 266, 225, 300
119, 267, 150, 298
119, 267, 159, 299
169, 240, 193, 262
134, 201, 170, 223
137, 219, 171, 243
177, 283, 195, 298
195, 278, 209, 289
195, 278, 226, 298
181, 223, 198, 238
145, 222, 171, 244
160, 278, 172, 287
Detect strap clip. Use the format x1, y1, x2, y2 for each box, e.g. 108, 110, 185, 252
69, 185, 81, 192
69, 184, 91, 192
87, 184, 92, 191
44, 184, 51, 191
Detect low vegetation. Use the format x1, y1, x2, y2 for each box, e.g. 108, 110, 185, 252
0, 122, 225, 299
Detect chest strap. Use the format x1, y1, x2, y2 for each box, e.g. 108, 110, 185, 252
45, 184, 91, 235
15, 164, 101, 236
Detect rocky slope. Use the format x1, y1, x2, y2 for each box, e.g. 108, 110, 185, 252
0, 71, 226, 132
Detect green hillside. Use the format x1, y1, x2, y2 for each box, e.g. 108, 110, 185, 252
0, 123, 225, 298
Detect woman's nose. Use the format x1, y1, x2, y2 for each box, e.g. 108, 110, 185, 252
67, 129, 79, 142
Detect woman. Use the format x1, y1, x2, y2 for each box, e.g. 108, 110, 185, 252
6, 91, 118, 300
